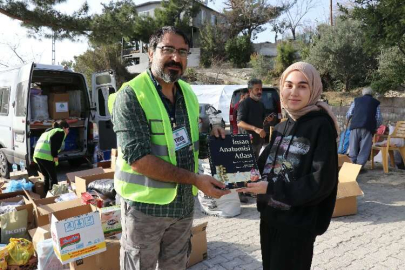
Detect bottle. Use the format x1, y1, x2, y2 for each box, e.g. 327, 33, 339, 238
12, 163, 18, 172
20, 160, 25, 172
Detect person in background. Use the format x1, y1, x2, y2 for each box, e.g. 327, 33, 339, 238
110, 26, 229, 270
346, 87, 382, 171
237, 78, 274, 159
232, 89, 249, 135
238, 62, 339, 270
33, 120, 69, 194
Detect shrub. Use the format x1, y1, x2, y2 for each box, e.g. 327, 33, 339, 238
225, 35, 253, 68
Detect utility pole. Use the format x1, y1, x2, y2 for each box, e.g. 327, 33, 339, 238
330, 0, 333, 26
52, 32, 56, 65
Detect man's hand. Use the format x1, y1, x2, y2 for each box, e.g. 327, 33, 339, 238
195, 175, 230, 198
236, 181, 268, 195
264, 113, 275, 123
210, 125, 226, 139
255, 127, 266, 138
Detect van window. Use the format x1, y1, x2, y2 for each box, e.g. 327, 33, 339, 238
96, 75, 112, 85
15, 81, 28, 117
98, 86, 115, 116
0, 87, 10, 115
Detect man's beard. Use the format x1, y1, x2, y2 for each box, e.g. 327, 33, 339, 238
152, 60, 183, 83
251, 93, 261, 101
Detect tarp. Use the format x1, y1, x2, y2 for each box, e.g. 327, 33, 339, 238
191, 85, 246, 124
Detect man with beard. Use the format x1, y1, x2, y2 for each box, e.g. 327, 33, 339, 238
237, 78, 274, 159
111, 26, 229, 270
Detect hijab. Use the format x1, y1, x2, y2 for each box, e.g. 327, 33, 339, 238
279, 62, 339, 133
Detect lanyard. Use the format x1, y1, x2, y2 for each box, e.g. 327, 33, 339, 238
157, 86, 177, 128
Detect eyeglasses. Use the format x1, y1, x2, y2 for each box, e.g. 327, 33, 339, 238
156, 46, 190, 57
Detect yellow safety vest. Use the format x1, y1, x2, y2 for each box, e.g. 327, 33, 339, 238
113, 72, 199, 204
33, 128, 66, 166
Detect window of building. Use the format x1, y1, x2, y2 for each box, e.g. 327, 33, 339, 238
0, 87, 10, 115
201, 10, 205, 24
139, 11, 150, 17
211, 14, 216, 25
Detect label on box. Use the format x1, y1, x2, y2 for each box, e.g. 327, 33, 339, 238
100, 205, 121, 236
55, 102, 69, 112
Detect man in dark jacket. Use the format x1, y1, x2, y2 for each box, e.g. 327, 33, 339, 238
346, 87, 383, 168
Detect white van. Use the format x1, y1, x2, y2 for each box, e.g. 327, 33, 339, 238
0, 63, 117, 178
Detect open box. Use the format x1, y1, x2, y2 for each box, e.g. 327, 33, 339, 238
333, 162, 364, 217
51, 204, 106, 264
23, 190, 82, 227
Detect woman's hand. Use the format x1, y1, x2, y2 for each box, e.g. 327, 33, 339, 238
236, 181, 268, 195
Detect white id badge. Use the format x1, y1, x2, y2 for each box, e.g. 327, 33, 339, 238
173, 127, 191, 151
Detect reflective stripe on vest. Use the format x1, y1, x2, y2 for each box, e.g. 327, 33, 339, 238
113, 71, 199, 205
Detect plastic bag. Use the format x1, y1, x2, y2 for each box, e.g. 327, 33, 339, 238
49, 184, 69, 196
4, 180, 33, 193
1, 209, 28, 244
88, 179, 116, 200
0, 245, 7, 269
6, 238, 34, 266
198, 191, 241, 218
37, 238, 68, 270
54, 192, 78, 202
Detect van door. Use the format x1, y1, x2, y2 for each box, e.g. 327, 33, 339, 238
13, 63, 34, 166
91, 70, 117, 150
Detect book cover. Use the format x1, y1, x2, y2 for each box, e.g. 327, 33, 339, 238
208, 134, 260, 189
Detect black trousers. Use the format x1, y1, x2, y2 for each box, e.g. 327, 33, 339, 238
36, 158, 58, 194
260, 218, 316, 270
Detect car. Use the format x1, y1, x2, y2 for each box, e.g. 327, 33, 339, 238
199, 103, 226, 133
229, 87, 281, 136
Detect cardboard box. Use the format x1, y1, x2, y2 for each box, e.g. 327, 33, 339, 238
187, 222, 208, 268
23, 190, 83, 227
0, 196, 35, 230
51, 204, 106, 264
49, 93, 70, 119
333, 162, 363, 217
9, 170, 29, 180
69, 238, 120, 270
96, 161, 111, 169
66, 167, 105, 184
28, 224, 51, 250
29, 176, 46, 198
110, 149, 117, 171
75, 172, 114, 197
97, 205, 121, 237
338, 154, 352, 168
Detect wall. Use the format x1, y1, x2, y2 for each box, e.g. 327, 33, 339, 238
331, 97, 405, 132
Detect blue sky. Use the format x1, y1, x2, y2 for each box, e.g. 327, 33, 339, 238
0, 0, 332, 67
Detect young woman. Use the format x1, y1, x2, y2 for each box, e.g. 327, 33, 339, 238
33, 120, 70, 194
238, 62, 339, 270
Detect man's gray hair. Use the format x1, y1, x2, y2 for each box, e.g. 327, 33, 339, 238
362, 87, 373, 96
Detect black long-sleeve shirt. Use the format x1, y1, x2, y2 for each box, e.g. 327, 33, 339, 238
49, 129, 65, 157
257, 110, 338, 236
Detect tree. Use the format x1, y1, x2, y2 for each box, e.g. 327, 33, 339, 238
281, 0, 317, 40
154, 0, 200, 41
199, 24, 227, 67
0, 0, 138, 44
306, 18, 372, 91
270, 20, 287, 43
340, 0, 405, 56
225, 35, 253, 68
273, 41, 298, 75
0, 34, 41, 67
73, 43, 132, 91
223, 0, 283, 40
371, 47, 405, 93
